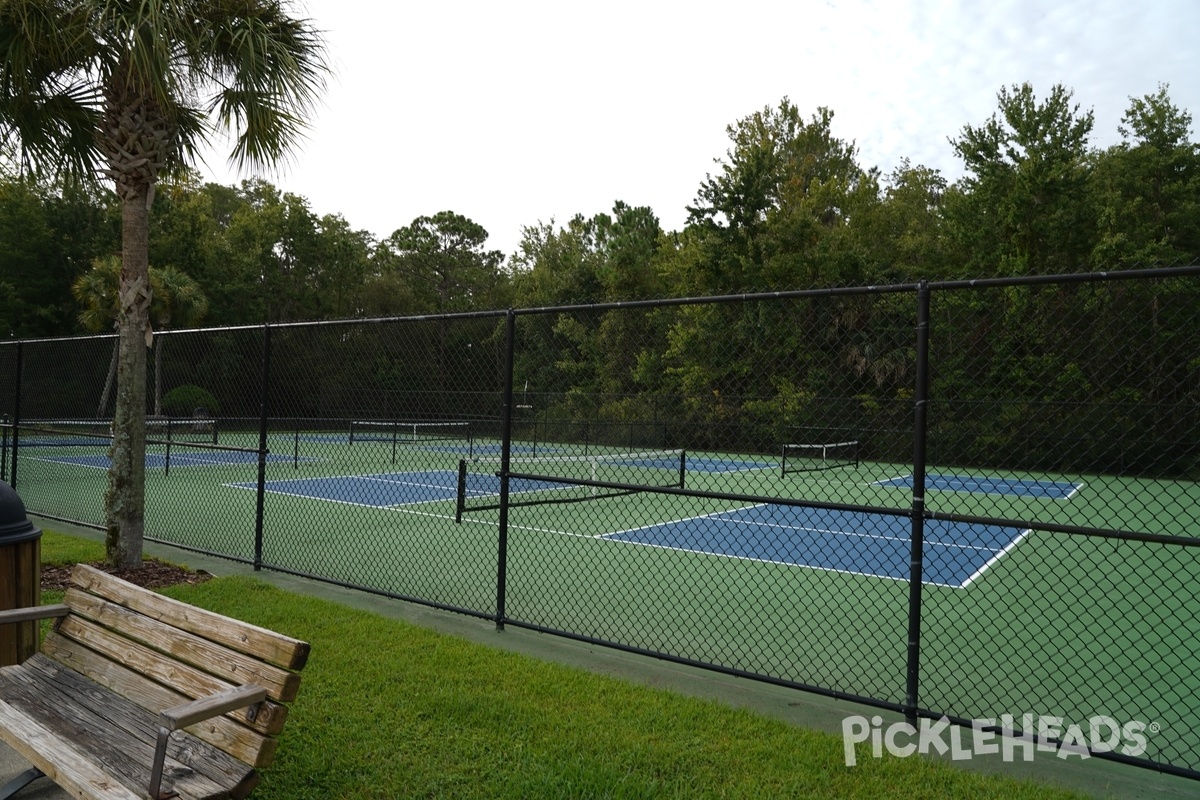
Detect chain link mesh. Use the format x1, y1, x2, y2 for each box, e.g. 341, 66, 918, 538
3, 268, 1197, 778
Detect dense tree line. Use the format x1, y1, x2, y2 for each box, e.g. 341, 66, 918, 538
3, 82, 1199, 477
3, 82, 1196, 340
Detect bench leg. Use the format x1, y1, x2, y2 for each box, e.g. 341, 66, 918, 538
148, 727, 179, 800
0, 767, 45, 799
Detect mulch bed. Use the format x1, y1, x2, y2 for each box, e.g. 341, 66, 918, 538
41, 560, 213, 593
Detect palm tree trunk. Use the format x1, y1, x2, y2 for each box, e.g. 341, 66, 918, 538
105, 188, 151, 569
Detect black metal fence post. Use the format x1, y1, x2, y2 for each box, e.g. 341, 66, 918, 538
253, 324, 272, 571
9, 342, 21, 490
904, 280, 932, 724
494, 309, 517, 631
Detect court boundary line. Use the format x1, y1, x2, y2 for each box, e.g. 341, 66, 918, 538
219, 471, 1032, 588
689, 459, 776, 475
600, 503, 1019, 589
959, 527, 1033, 587
22, 452, 306, 470
870, 472, 1084, 500
224, 471, 466, 511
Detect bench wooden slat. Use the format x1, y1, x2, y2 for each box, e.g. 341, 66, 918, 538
42, 632, 279, 768
50, 613, 289, 736
0, 699, 144, 800
0, 567, 306, 800
0, 660, 251, 800
16, 656, 262, 798
71, 564, 309, 670
64, 588, 301, 702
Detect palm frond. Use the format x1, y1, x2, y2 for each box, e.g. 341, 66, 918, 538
0, 0, 105, 180
1, 0, 328, 181
196, 0, 329, 171
72, 254, 122, 332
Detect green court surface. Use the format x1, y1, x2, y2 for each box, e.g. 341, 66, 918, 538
9, 427, 1200, 771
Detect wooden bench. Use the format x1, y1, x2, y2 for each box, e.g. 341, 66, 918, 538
0, 564, 309, 800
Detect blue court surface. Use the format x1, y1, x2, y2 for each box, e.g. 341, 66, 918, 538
234, 468, 651, 509
688, 456, 775, 473
233, 471, 1026, 586
873, 473, 1082, 499
34, 451, 296, 469
230, 471, 465, 508
289, 435, 547, 458
10, 434, 108, 448
602, 504, 1026, 588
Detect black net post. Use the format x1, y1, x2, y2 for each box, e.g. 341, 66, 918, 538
455, 459, 468, 524
904, 280, 931, 724
253, 324, 272, 571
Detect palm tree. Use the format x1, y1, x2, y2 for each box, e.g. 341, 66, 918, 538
1, 0, 328, 568
70, 255, 123, 419
151, 265, 210, 415
72, 256, 209, 418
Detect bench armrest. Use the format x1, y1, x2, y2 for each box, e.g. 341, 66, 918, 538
159, 683, 269, 732
0, 604, 69, 624
150, 685, 268, 799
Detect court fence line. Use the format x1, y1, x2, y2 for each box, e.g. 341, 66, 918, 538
3, 263, 1199, 781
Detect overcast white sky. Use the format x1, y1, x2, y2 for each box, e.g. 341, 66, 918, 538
196, 0, 1200, 259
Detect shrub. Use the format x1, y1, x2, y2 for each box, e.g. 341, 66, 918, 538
162, 384, 220, 416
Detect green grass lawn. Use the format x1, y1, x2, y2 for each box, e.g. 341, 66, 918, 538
33, 529, 1087, 799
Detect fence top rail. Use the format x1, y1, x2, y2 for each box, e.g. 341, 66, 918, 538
929, 262, 1200, 292
1, 262, 1197, 348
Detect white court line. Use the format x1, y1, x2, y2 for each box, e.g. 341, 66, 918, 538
603, 504, 999, 554
870, 473, 913, 487
600, 503, 1020, 588
22, 455, 110, 470
871, 472, 1084, 501
359, 473, 459, 493
960, 528, 1033, 587
26, 454, 274, 470
223, 482, 402, 511
224, 475, 1028, 587
224, 473, 461, 510
594, 537, 966, 589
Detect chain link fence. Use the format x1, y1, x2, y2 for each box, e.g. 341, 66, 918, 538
3, 265, 1198, 779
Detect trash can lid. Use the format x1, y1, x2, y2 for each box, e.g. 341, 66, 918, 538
0, 481, 41, 543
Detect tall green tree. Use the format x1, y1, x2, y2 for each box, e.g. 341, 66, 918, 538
854, 159, 951, 281
0, 0, 328, 567
511, 202, 666, 406
1091, 84, 1200, 265
374, 211, 507, 393
72, 255, 208, 417
378, 211, 507, 313
947, 82, 1096, 276
686, 99, 874, 292
0, 175, 116, 337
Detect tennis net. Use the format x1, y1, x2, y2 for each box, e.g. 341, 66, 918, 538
781, 440, 859, 475
456, 449, 687, 521
349, 419, 473, 447
13, 417, 218, 447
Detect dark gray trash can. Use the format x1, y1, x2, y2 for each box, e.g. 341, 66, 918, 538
0, 481, 42, 666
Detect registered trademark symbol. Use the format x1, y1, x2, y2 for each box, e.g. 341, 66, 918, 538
1149, 722, 1161, 734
